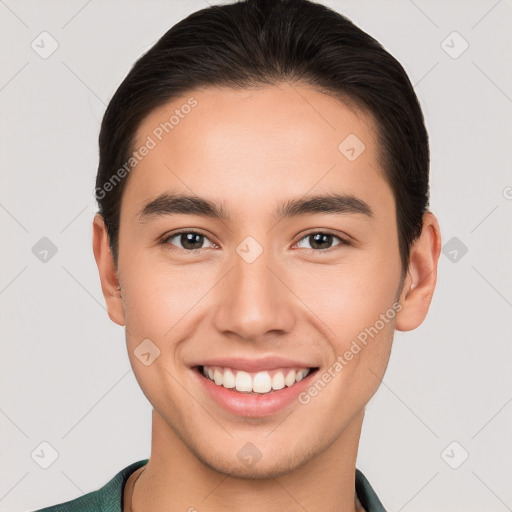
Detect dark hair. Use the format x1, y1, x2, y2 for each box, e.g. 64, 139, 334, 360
96, 0, 429, 273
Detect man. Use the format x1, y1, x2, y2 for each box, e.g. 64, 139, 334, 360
33, 0, 441, 510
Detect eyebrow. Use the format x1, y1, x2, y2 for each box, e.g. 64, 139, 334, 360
137, 192, 373, 222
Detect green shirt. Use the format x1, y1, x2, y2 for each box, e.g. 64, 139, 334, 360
31, 459, 387, 511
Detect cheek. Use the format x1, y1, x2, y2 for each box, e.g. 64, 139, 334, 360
292, 251, 401, 347
296, 264, 398, 426
119, 254, 220, 349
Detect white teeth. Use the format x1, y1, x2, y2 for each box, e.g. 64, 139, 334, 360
213, 369, 223, 386
271, 372, 285, 390
222, 368, 236, 389
201, 365, 312, 394
252, 371, 272, 393
296, 369, 308, 382
235, 371, 253, 392
284, 370, 296, 387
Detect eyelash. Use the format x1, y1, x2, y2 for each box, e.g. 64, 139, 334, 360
159, 229, 350, 254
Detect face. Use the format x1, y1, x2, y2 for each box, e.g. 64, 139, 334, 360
97, 83, 411, 478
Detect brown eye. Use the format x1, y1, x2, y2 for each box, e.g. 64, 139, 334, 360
163, 231, 215, 251
296, 232, 346, 251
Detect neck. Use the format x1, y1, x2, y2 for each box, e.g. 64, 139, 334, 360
132, 408, 365, 512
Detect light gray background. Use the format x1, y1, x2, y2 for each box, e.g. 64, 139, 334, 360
1, 0, 511, 511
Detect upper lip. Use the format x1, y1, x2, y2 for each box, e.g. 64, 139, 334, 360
193, 356, 319, 373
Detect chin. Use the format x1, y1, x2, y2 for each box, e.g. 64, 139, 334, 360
193, 443, 312, 480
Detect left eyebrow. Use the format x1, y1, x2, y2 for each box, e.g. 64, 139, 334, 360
137, 192, 374, 223
276, 193, 373, 220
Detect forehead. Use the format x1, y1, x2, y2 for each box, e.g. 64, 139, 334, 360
123, 83, 392, 221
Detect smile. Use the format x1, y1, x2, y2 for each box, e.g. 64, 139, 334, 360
200, 365, 314, 394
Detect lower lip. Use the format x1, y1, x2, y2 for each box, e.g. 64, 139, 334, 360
193, 366, 319, 417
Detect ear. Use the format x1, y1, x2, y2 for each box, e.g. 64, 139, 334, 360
92, 213, 125, 326
395, 211, 441, 331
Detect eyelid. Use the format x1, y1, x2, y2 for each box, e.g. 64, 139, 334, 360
160, 229, 217, 251
292, 229, 350, 251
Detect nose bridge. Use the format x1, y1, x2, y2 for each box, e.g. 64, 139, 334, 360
211, 240, 295, 339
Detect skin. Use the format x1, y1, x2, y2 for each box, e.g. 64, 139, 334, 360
92, 83, 441, 512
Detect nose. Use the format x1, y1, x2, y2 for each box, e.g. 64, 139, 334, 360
211, 246, 296, 342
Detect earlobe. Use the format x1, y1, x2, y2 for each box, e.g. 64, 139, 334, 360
395, 211, 441, 332
92, 213, 126, 326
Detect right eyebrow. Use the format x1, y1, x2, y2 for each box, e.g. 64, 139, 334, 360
138, 193, 229, 222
